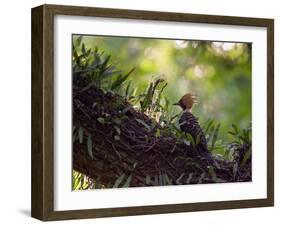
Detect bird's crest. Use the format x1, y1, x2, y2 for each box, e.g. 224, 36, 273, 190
174, 93, 199, 110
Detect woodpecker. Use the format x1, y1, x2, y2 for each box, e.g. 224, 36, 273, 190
173, 93, 214, 166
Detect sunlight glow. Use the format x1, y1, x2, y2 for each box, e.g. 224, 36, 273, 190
174, 40, 189, 49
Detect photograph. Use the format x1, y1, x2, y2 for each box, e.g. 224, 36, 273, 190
72, 35, 252, 190
30, 4, 274, 220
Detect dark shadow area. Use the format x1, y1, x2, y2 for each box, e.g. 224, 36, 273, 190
18, 209, 30, 217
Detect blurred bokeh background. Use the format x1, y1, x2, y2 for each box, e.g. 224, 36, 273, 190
77, 35, 251, 141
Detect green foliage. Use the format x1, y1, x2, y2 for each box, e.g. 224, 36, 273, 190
112, 174, 133, 188
73, 170, 90, 190
240, 148, 252, 167
87, 134, 93, 160
113, 174, 125, 188
139, 78, 167, 113
122, 175, 133, 188
145, 175, 151, 185
228, 123, 252, 145
210, 123, 221, 152
72, 36, 252, 189
208, 166, 217, 181
72, 36, 135, 92
76, 35, 251, 142
78, 127, 83, 143
111, 67, 135, 90
73, 35, 251, 143
135, 119, 152, 132
73, 170, 87, 190
73, 170, 106, 190
151, 174, 172, 186
156, 174, 172, 186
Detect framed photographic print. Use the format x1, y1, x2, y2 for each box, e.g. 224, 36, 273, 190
31, 4, 274, 221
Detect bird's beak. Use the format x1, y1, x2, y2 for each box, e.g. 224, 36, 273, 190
173, 102, 180, 106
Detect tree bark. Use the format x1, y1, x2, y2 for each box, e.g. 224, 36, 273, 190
72, 85, 251, 188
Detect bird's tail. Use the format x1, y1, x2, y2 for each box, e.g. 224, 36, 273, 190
198, 145, 214, 166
